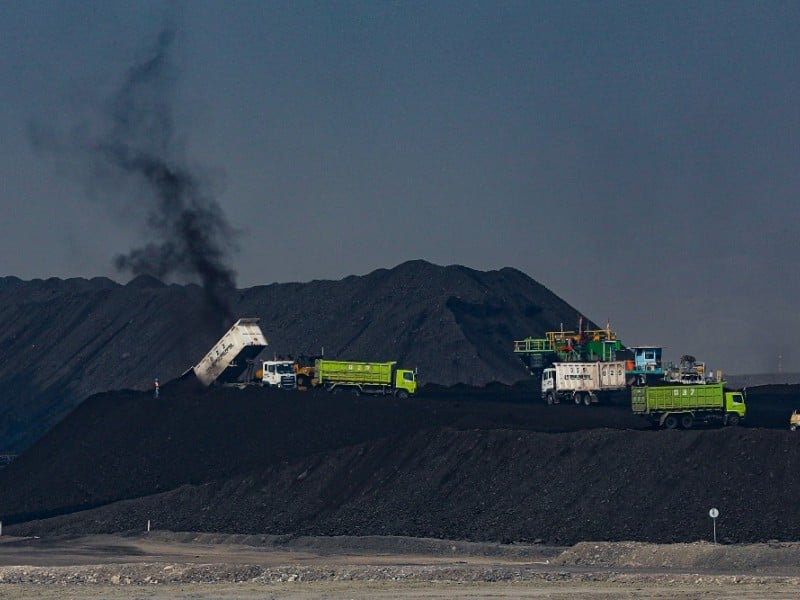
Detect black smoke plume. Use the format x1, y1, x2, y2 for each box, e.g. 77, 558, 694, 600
32, 26, 238, 326
103, 27, 237, 324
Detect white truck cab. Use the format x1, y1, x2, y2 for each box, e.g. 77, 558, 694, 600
260, 360, 297, 389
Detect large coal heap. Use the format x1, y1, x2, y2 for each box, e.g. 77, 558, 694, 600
4, 260, 799, 545
0, 261, 584, 451
1, 381, 798, 545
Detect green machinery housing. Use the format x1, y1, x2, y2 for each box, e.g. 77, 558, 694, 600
514, 327, 623, 369
513, 326, 663, 380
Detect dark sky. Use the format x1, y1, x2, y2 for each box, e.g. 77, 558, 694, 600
2, 1, 799, 375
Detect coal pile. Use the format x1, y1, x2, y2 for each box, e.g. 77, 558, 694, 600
0, 261, 584, 451
1, 382, 799, 545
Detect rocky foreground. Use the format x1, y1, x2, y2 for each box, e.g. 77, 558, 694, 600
0, 533, 800, 600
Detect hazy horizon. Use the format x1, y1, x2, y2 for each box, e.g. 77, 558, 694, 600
2, 1, 799, 375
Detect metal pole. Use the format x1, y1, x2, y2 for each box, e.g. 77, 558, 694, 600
708, 508, 719, 544
713, 518, 716, 544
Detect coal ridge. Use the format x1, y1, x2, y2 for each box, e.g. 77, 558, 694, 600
0, 261, 584, 451
1, 382, 799, 544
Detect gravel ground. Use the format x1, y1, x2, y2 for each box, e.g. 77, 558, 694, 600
1, 533, 799, 599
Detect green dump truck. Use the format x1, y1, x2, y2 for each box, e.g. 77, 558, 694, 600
315, 359, 417, 399
631, 382, 745, 429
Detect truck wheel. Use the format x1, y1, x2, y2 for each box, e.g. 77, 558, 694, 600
573, 393, 582, 405
792, 425, 797, 431
546, 392, 555, 405
582, 393, 592, 406
663, 415, 678, 429
727, 414, 740, 427
680, 414, 693, 429
396, 389, 409, 400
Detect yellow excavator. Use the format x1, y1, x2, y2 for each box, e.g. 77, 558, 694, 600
790, 410, 800, 431
294, 353, 323, 390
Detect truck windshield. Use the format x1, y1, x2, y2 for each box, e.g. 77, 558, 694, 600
276, 364, 294, 374
403, 371, 415, 381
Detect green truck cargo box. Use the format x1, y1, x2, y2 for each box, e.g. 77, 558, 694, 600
631, 382, 745, 429
315, 360, 417, 398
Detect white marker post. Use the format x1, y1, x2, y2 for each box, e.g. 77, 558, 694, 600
709, 507, 719, 544
147, 519, 151, 533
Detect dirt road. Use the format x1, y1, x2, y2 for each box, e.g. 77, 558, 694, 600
0, 533, 799, 598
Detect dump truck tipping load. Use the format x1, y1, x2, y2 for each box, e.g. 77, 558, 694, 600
192, 318, 268, 386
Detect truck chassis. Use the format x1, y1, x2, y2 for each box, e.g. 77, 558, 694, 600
545, 389, 614, 406
646, 409, 741, 430
325, 382, 410, 399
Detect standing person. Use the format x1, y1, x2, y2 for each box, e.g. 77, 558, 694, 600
153, 377, 160, 399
